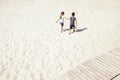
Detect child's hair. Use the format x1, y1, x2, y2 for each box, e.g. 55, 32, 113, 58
72, 12, 75, 16
60, 11, 64, 19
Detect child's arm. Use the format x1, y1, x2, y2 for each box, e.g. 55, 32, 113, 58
64, 17, 70, 20
56, 18, 60, 23
75, 20, 77, 31
75, 20, 77, 27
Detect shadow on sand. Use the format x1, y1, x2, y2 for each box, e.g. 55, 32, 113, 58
63, 29, 70, 32
76, 28, 87, 32
63, 28, 87, 33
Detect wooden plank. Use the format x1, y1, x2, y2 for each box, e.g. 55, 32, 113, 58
111, 73, 120, 80
56, 48, 120, 80
82, 60, 113, 79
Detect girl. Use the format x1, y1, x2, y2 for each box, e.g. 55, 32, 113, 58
56, 11, 65, 33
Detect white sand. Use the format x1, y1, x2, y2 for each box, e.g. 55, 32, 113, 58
0, 0, 120, 80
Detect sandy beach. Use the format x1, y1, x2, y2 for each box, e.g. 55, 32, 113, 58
0, 0, 120, 80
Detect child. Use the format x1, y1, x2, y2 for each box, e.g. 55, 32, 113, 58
69, 12, 77, 34
56, 11, 65, 33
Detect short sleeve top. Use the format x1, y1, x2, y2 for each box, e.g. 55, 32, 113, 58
59, 16, 64, 23
70, 17, 76, 25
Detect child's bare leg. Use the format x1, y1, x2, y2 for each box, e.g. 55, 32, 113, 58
61, 26, 63, 33
69, 29, 71, 34
73, 27, 75, 32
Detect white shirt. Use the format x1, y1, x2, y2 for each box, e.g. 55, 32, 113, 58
59, 16, 64, 23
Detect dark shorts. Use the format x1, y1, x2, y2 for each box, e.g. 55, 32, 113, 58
60, 22, 64, 26
70, 24, 75, 29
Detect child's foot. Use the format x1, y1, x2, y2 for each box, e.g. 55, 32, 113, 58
69, 32, 71, 35
73, 30, 75, 32
61, 29, 64, 33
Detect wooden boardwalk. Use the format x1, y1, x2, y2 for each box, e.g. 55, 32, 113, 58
55, 48, 120, 80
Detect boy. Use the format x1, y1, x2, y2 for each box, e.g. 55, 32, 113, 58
69, 12, 77, 34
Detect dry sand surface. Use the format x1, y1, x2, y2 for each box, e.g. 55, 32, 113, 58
0, 0, 120, 80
